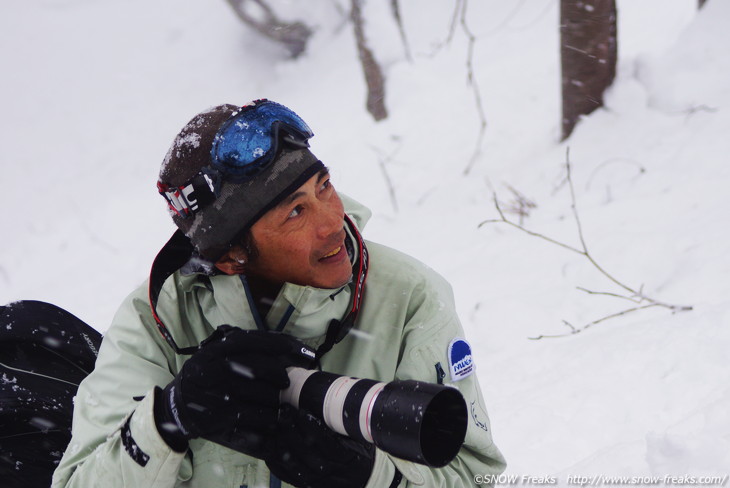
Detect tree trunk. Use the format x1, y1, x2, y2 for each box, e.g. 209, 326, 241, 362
351, 0, 388, 121
560, 0, 617, 140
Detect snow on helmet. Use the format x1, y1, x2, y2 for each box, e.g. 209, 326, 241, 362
157, 100, 324, 261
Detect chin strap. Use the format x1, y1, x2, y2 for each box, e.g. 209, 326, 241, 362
149, 214, 369, 357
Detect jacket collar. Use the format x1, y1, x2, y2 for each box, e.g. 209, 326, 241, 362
207, 274, 353, 340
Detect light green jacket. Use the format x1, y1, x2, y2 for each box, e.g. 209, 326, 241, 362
52, 195, 505, 487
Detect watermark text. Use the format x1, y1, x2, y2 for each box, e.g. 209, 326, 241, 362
473, 474, 728, 486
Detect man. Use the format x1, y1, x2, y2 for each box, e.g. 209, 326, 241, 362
52, 100, 505, 487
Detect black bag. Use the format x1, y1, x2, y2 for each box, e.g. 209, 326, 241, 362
0, 300, 101, 487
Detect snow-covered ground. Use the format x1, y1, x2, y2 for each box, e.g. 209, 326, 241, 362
2, 0, 728, 482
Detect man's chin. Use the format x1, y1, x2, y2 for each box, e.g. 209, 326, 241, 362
317, 273, 353, 291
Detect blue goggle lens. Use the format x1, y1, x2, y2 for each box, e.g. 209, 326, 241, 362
210, 100, 314, 180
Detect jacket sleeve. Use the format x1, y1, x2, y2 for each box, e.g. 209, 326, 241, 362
369, 270, 506, 487
51, 285, 187, 488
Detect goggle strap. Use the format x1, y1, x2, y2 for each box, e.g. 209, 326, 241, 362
281, 132, 311, 149
157, 183, 189, 218
157, 171, 218, 219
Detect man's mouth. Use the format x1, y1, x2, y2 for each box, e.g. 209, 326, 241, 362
321, 246, 342, 259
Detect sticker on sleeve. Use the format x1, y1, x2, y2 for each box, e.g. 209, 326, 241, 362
448, 338, 474, 381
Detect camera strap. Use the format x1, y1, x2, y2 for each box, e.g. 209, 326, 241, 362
314, 214, 369, 364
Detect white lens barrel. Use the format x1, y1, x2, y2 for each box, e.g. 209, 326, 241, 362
322, 375, 386, 442
280, 366, 317, 409
281, 367, 467, 467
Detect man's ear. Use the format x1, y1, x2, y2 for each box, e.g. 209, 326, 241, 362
214, 247, 248, 275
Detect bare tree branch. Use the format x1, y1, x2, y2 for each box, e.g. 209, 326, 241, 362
480, 193, 583, 255
480, 147, 692, 339
351, 0, 388, 121
459, 0, 488, 175
225, 0, 313, 58
446, 0, 462, 43
390, 0, 412, 62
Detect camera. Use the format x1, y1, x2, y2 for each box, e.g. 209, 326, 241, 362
280, 367, 468, 467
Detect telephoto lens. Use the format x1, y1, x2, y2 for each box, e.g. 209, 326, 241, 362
280, 367, 468, 467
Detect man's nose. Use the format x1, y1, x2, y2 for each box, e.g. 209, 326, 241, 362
315, 201, 344, 239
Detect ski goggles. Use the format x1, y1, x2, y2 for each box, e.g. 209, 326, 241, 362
158, 99, 314, 218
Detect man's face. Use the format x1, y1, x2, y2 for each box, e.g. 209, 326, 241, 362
244, 169, 353, 289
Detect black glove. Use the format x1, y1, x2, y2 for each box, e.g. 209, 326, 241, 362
265, 404, 376, 488
154, 325, 315, 453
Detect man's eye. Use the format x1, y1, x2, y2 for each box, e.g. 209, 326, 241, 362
288, 205, 303, 219
320, 179, 332, 192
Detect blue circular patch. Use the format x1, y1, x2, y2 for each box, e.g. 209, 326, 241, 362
448, 338, 474, 381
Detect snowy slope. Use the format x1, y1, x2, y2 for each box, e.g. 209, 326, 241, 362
2, 0, 728, 480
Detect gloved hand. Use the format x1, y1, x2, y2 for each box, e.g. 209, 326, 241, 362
153, 325, 315, 454
265, 404, 376, 488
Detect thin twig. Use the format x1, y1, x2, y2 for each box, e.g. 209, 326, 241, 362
503, 185, 537, 225
370, 145, 399, 212
576, 286, 642, 304
529, 304, 660, 340
460, 0, 488, 175
682, 104, 718, 123
446, 0, 462, 44
561, 320, 577, 334
390, 0, 412, 62
501, 0, 554, 32
482, 0, 528, 36
442, 0, 488, 173
585, 157, 646, 191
